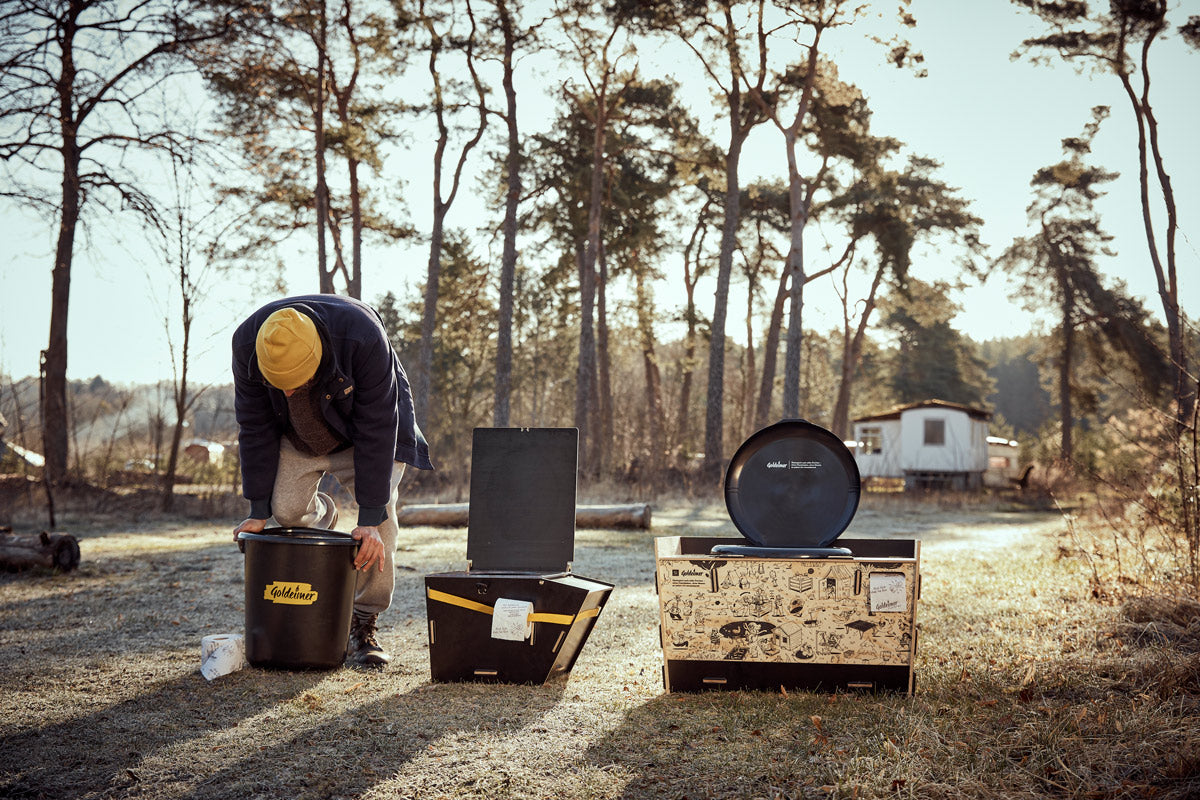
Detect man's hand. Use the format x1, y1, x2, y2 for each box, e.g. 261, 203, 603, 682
351, 525, 385, 572
233, 517, 267, 542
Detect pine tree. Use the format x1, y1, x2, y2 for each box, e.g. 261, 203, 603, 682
996, 108, 1169, 462
880, 279, 994, 408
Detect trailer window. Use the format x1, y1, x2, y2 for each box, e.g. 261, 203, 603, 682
924, 419, 945, 446
860, 427, 883, 454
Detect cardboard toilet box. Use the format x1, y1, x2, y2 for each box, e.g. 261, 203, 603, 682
655, 419, 921, 693
423, 427, 613, 684
655, 535, 920, 693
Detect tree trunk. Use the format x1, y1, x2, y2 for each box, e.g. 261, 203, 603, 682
677, 284, 697, 462
43, 9, 81, 486
577, 77, 608, 475
44, 193, 76, 487
741, 267, 756, 435
162, 295, 191, 513
1059, 281, 1074, 463
703, 84, 747, 479
492, 0, 519, 427
329, 0, 363, 299
636, 269, 666, 480
417, 206, 443, 431
314, 0, 331, 294
162, 414, 184, 512
781, 131, 808, 418
675, 210, 707, 461
1118, 50, 1192, 429
575, 242, 597, 473
831, 327, 855, 441
417, 9, 447, 430
347, 156, 363, 299
597, 243, 613, 474
754, 266, 788, 429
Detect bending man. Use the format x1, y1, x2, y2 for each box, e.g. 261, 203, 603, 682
232, 294, 433, 667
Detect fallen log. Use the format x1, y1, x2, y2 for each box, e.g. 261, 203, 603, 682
396, 504, 469, 527
574, 504, 652, 529
0, 530, 81, 572
396, 502, 651, 529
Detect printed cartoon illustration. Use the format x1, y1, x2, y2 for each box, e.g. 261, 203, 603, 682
657, 558, 917, 666
663, 596, 693, 621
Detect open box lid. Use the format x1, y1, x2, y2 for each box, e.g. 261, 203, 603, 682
466, 427, 578, 573
724, 419, 860, 548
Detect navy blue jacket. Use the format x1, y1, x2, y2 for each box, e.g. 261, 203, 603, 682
232, 295, 432, 526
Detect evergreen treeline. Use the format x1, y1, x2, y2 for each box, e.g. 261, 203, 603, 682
1, 317, 1178, 498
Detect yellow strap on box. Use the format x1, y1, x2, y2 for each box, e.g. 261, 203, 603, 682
426, 588, 494, 616
425, 588, 598, 626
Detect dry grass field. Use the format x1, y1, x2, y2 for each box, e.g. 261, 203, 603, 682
1, 497, 1198, 799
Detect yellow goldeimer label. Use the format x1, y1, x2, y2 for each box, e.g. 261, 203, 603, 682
263, 581, 319, 605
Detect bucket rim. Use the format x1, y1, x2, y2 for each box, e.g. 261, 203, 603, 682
236, 526, 357, 546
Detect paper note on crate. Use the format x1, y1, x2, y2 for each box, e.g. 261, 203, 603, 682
868, 573, 907, 613
490, 598, 534, 641
200, 633, 248, 681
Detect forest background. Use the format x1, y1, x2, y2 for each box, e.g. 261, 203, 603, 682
0, 0, 1196, 590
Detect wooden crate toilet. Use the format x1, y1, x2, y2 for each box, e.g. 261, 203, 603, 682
424, 428, 613, 684
655, 536, 920, 692
655, 420, 921, 693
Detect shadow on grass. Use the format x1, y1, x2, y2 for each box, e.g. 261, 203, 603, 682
586, 670, 1200, 800
172, 680, 567, 800
583, 689, 894, 800
0, 670, 324, 800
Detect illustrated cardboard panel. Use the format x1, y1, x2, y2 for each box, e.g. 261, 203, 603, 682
656, 548, 918, 668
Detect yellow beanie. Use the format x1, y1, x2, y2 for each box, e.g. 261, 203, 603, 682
255, 308, 322, 390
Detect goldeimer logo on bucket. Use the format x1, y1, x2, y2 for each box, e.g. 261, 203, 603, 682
263, 581, 319, 605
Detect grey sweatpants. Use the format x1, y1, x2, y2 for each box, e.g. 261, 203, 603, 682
270, 438, 406, 616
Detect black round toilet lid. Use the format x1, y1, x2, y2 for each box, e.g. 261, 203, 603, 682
724, 419, 861, 547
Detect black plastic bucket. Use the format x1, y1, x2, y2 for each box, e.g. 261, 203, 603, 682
237, 527, 359, 669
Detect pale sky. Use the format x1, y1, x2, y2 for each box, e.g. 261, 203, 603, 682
1, 0, 1196, 387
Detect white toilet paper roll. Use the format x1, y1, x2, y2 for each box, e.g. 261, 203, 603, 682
490, 598, 534, 642
200, 633, 235, 660
200, 633, 248, 681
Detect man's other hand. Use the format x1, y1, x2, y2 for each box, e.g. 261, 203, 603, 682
233, 518, 267, 542
351, 525, 385, 572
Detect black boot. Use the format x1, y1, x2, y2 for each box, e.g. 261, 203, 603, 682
347, 611, 390, 667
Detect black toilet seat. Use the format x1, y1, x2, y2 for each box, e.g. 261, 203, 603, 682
709, 544, 854, 559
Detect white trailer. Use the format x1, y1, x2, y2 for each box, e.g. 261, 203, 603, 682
851, 400, 995, 491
